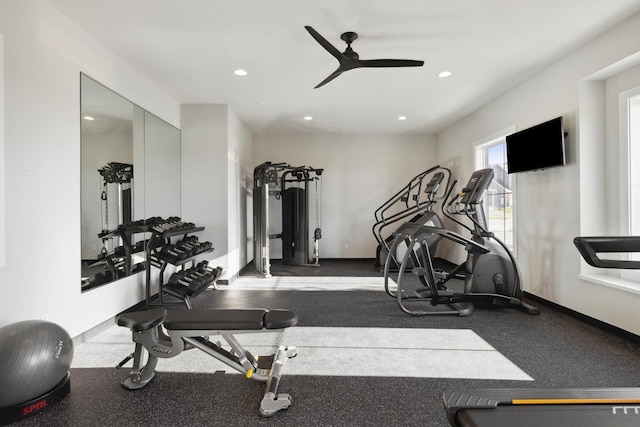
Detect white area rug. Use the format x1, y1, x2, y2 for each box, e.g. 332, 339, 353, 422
73, 325, 532, 381
223, 276, 395, 292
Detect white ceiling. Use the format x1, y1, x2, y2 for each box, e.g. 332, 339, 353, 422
49, 0, 640, 136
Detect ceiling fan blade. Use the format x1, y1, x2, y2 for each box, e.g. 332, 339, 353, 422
357, 59, 424, 68
314, 68, 344, 89
305, 26, 342, 61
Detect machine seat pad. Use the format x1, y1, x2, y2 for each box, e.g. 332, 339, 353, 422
264, 309, 298, 329
164, 308, 296, 331
117, 308, 167, 332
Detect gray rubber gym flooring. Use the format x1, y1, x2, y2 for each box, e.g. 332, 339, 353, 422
13, 259, 640, 426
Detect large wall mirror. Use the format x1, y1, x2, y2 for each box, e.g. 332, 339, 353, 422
80, 74, 181, 292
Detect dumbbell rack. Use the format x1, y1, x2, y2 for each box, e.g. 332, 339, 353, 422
144, 221, 218, 308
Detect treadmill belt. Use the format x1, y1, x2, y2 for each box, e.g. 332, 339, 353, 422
457, 404, 640, 427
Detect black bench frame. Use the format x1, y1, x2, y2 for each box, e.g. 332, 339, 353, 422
117, 307, 298, 417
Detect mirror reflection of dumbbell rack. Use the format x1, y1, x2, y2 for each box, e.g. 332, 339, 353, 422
144, 221, 221, 309
91, 225, 150, 289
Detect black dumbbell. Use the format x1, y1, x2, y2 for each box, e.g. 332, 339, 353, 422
198, 241, 213, 253
152, 221, 180, 233
184, 268, 213, 284
159, 245, 188, 263
195, 261, 223, 280
167, 271, 207, 290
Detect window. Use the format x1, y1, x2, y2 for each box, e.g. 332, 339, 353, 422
619, 87, 640, 281
578, 58, 640, 293
474, 130, 515, 250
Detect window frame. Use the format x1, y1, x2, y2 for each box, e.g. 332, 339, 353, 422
0, 33, 5, 268
473, 126, 516, 254
618, 85, 640, 282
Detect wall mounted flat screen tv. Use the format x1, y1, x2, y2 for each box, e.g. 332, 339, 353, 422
506, 116, 566, 174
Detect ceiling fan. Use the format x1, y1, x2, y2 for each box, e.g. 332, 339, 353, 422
304, 25, 424, 89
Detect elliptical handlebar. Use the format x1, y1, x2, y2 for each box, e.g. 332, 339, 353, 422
442, 181, 475, 234
373, 165, 440, 223
442, 168, 495, 235
430, 167, 454, 203
372, 165, 454, 245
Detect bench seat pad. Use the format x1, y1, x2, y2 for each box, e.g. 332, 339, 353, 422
164, 308, 297, 331
117, 308, 167, 332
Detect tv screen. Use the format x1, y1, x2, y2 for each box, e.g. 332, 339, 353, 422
506, 116, 566, 174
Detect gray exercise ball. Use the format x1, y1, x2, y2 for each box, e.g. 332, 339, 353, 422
0, 320, 74, 407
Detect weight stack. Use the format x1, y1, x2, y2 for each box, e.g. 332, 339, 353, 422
282, 187, 308, 265
122, 187, 132, 224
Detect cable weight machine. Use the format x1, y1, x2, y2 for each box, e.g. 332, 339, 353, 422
82, 162, 136, 286
98, 162, 134, 254
253, 162, 324, 277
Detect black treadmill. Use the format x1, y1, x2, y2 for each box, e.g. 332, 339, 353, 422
443, 236, 640, 427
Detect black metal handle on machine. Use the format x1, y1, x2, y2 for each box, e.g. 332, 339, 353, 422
372, 166, 453, 247
574, 236, 640, 270
441, 182, 474, 234
374, 165, 440, 222
442, 169, 495, 235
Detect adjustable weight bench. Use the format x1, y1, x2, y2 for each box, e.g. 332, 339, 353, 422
116, 307, 298, 417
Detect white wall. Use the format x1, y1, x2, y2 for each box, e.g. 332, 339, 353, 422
437, 11, 640, 334
180, 104, 229, 275
254, 133, 438, 258
0, 1, 179, 338
180, 104, 253, 281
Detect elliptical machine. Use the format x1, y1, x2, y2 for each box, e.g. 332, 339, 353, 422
384, 168, 540, 316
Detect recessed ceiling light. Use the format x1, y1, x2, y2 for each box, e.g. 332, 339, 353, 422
397, 116, 407, 121
304, 116, 313, 121
83, 116, 95, 121
234, 69, 248, 76
438, 71, 452, 78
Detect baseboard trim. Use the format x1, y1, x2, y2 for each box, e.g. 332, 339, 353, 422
217, 272, 237, 286
525, 292, 640, 345
72, 316, 117, 346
